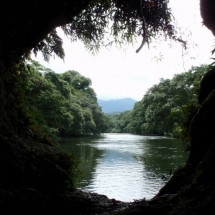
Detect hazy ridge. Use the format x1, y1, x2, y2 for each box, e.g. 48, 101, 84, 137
98, 98, 136, 114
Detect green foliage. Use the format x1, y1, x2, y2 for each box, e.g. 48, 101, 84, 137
33, 30, 65, 61
129, 64, 214, 138
105, 64, 214, 140
31, 0, 182, 59
20, 60, 107, 138
105, 111, 133, 133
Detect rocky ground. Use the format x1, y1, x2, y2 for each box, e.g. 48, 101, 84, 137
0, 187, 138, 215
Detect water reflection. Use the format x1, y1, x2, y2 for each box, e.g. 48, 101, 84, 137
60, 134, 188, 202
60, 136, 104, 187
138, 137, 187, 180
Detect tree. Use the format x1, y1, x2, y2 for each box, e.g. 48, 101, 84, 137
22, 61, 107, 137
0, 0, 181, 65
105, 111, 129, 133
128, 65, 212, 138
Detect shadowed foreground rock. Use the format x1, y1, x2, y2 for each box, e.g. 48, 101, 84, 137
0, 188, 133, 215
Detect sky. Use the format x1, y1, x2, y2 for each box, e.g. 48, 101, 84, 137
33, 0, 215, 101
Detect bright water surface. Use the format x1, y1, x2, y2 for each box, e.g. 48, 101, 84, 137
60, 133, 188, 202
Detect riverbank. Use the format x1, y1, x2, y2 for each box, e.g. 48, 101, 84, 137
0, 187, 135, 214
1, 182, 207, 215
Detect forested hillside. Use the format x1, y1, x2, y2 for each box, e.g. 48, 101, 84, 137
106, 64, 214, 139
22, 60, 107, 138
98, 98, 136, 113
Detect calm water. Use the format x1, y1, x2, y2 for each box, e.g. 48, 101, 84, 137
60, 133, 188, 202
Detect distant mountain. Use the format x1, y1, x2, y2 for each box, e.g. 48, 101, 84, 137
98, 98, 136, 114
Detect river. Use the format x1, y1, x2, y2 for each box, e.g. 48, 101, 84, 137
60, 133, 188, 202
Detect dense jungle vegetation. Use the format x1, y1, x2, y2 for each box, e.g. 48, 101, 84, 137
22, 60, 107, 138
24, 62, 213, 141
1, 0, 215, 214
106, 64, 215, 139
